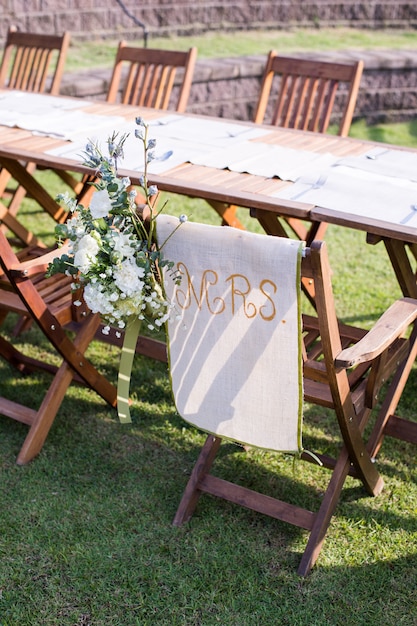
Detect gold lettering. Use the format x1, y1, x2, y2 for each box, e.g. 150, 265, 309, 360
174, 262, 197, 310
226, 274, 257, 318
174, 263, 225, 314
259, 279, 277, 321
202, 269, 225, 315
174, 263, 277, 321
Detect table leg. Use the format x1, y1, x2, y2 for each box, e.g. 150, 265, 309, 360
384, 238, 417, 299
0, 157, 66, 223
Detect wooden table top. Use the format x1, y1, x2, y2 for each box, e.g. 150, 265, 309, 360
1, 91, 417, 243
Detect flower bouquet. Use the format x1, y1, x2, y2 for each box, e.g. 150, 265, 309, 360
47, 117, 182, 423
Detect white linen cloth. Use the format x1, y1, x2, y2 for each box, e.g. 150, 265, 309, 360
338, 147, 417, 182
4, 92, 334, 179
274, 164, 417, 227
0, 90, 124, 140
157, 215, 304, 452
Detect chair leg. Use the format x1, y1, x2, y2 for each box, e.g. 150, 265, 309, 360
173, 435, 222, 526
298, 407, 386, 576
16, 359, 77, 465
2, 313, 117, 465
297, 446, 353, 576
173, 434, 384, 577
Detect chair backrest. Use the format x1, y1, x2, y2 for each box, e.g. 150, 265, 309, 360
254, 51, 364, 137
0, 26, 70, 95
106, 42, 197, 112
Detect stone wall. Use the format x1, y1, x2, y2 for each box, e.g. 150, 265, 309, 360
2, 1, 417, 123
60, 49, 417, 126
1, 1, 417, 42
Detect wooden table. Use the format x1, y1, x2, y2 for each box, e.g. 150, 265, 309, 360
1, 91, 417, 299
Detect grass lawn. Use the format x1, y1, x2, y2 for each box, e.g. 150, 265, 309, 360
65, 28, 417, 71
1, 31, 417, 625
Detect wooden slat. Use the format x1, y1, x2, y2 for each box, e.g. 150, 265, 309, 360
384, 415, 417, 444
0, 397, 36, 425
199, 475, 316, 531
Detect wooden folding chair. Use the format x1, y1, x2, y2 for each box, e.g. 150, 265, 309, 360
0, 228, 117, 465
0, 26, 76, 242
106, 42, 197, 111
211, 53, 364, 242
0, 26, 70, 94
254, 52, 363, 137
157, 216, 417, 576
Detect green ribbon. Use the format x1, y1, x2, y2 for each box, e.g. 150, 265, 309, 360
117, 316, 141, 423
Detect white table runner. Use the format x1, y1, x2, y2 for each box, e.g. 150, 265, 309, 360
275, 164, 417, 227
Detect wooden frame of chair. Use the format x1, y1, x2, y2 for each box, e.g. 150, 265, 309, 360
0, 26, 73, 245
0, 229, 117, 465
0, 26, 70, 95
172, 236, 417, 576
254, 52, 364, 137
106, 42, 197, 112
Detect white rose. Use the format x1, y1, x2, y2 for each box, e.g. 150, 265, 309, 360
90, 189, 112, 219
74, 233, 100, 273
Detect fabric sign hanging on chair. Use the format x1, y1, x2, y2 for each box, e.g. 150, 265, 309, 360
157, 215, 304, 453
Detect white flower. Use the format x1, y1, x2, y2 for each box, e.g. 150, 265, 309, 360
73, 234, 100, 274
84, 283, 114, 316
112, 232, 136, 258
49, 126, 181, 335
66, 214, 85, 238
90, 189, 112, 219
113, 259, 146, 297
